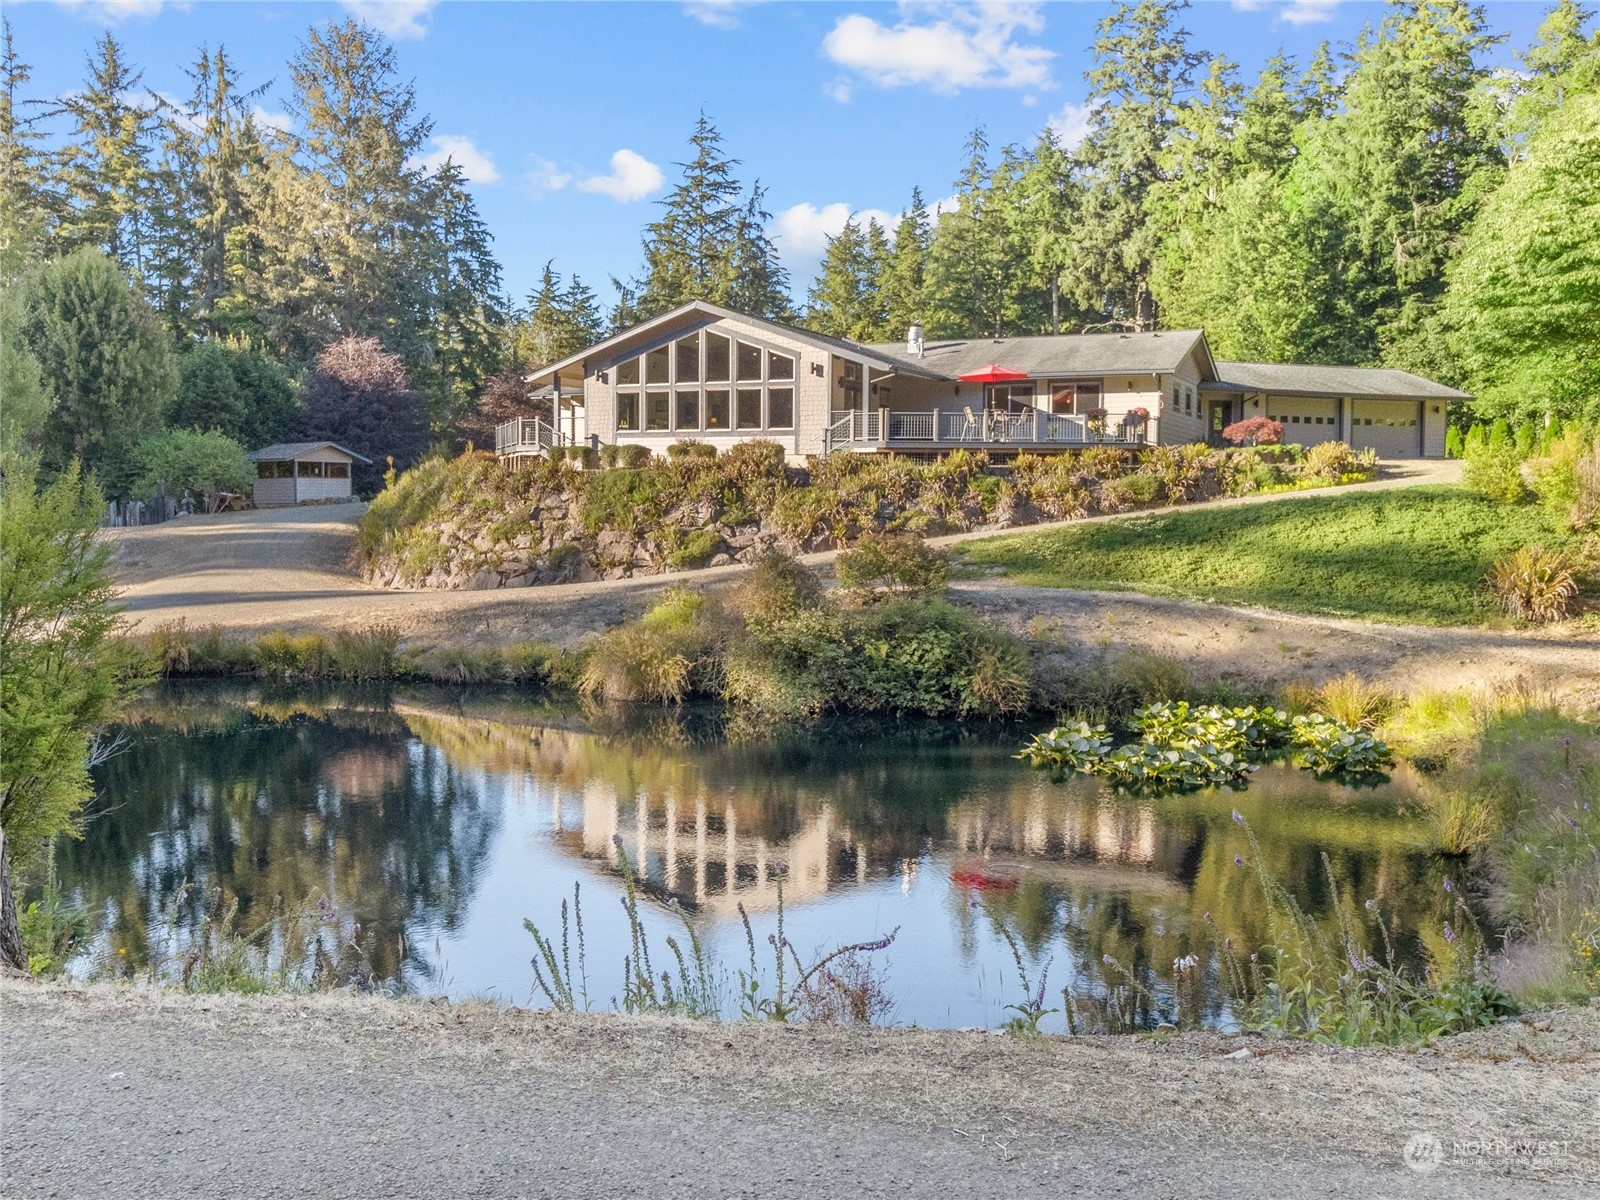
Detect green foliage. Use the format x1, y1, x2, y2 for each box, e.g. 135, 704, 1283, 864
1444, 93, 1600, 424
959, 486, 1577, 625
835, 531, 950, 598
1289, 715, 1394, 776
170, 341, 298, 448
16, 248, 177, 494
1, 461, 139, 872
0, 287, 53, 458
129, 427, 253, 502
1016, 721, 1114, 771
1462, 441, 1529, 504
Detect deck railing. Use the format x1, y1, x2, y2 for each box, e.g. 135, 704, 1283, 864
495, 417, 563, 456
828, 407, 1147, 452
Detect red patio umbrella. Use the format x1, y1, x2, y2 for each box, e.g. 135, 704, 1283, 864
957, 364, 1029, 383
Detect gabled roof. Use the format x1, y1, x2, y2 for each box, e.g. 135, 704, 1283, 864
867, 329, 1216, 381
523, 300, 948, 384
1206, 361, 1471, 401
248, 441, 372, 463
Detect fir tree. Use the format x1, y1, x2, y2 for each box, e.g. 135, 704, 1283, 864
727, 183, 792, 320
805, 216, 885, 340
422, 157, 507, 420
0, 20, 57, 281
517, 261, 605, 368
880, 187, 930, 339
634, 113, 743, 317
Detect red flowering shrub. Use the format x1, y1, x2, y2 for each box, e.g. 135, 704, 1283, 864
1222, 416, 1284, 446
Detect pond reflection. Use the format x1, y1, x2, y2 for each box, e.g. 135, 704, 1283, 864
58, 681, 1470, 1031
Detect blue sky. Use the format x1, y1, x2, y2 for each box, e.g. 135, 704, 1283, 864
9, 1, 1556, 308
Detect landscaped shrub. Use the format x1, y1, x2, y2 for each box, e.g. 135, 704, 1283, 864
836, 531, 950, 598
666, 439, 717, 460
1487, 545, 1581, 623
1301, 440, 1375, 482
1222, 416, 1284, 446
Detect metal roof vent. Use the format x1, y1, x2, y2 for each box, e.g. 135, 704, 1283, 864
906, 324, 924, 358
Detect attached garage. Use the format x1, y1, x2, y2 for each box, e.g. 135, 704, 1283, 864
1350, 400, 1422, 458
1264, 396, 1340, 447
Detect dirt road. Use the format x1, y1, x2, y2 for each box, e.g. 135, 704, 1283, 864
3, 981, 1595, 1199
105, 466, 1600, 700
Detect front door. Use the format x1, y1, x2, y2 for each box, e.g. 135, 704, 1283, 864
1208, 400, 1232, 447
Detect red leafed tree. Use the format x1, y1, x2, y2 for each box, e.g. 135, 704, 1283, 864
297, 337, 431, 494
1222, 415, 1284, 446
455, 370, 534, 452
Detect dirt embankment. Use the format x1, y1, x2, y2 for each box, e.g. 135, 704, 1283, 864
107, 494, 1600, 703
4, 979, 1596, 1198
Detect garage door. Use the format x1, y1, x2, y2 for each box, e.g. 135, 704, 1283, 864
1264, 396, 1340, 446
1351, 400, 1421, 458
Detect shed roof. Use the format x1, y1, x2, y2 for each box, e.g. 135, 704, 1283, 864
866, 329, 1215, 380
1206, 361, 1471, 400
248, 441, 372, 463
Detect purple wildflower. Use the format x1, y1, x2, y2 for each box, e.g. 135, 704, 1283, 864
1443, 924, 1457, 944
1364, 899, 1376, 911
1443, 878, 1454, 893
1102, 954, 1115, 966
1203, 911, 1213, 923
1231, 809, 1244, 825
862, 934, 895, 953
1568, 817, 1581, 828
1234, 855, 1244, 866
1249, 953, 1258, 964
1349, 953, 1365, 973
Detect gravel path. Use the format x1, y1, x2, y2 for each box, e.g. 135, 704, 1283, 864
3, 981, 1596, 1199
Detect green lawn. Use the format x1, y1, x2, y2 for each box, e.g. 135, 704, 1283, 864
956, 485, 1572, 626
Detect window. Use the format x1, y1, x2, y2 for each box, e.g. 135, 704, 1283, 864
768, 387, 794, 429
645, 345, 669, 385
617, 391, 640, 430
736, 342, 762, 382
676, 336, 699, 383
676, 390, 701, 430
1051, 381, 1101, 415
705, 333, 731, 382
257, 461, 289, 479
736, 388, 762, 429
617, 357, 640, 387
297, 460, 325, 478
768, 351, 795, 381
646, 390, 670, 431
327, 462, 350, 479
705, 389, 730, 429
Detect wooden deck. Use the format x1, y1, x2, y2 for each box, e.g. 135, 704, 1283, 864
825, 409, 1149, 454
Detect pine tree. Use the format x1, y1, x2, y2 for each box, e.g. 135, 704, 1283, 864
879, 187, 930, 339
634, 113, 743, 317
1072, 0, 1205, 329
924, 129, 1030, 337
516, 262, 604, 368
422, 158, 507, 420
1010, 131, 1085, 334
0, 20, 57, 281
805, 216, 883, 339
53, 34, 159, 286
726, 183, 792, 320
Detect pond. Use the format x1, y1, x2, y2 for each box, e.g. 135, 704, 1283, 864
55, 681, 1474, 1032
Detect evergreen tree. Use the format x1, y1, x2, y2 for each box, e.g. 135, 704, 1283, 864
805, 215, 886, 340
17, 248, 176, 494
169, 339, 246, 435
1510, 0, 1600, 144
422, 157, 507, 420
924, 130, 1031, 337
1236, 51, 1305, 174
516, 262, 605, 367
1442, 92, 1600, 423
1072, 0, 1204, 329
880, 187, 930, 339
53, 34, 158, 285
1010, 130, 1085, 334
634, 114, 743, 318
726, 182, 792, 320
0, 20, 57, 281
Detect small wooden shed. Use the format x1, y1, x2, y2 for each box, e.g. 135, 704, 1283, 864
248, 442, 370, 507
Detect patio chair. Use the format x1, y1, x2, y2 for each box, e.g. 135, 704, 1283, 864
961, 406, 980, 441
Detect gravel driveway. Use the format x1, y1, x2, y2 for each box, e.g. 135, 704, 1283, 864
3, 981, 1597, 1199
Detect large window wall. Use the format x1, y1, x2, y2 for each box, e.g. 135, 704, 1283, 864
614, 329, 796, 434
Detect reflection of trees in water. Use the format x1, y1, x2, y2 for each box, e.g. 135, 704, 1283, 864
61, 694, 501, 984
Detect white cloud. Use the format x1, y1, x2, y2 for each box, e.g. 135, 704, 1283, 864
339, 1, 439, 40
772, 202, 897, 259
823, 2, 1054, 95
409, 134, 501, 184
684, 1, 746, 29
54, 0, 173, 23
252, 107, 293, 135
576, 149, 665, 203
1281, 0, 1340, 25
525, 157, 575, 196
1230, 1, 1267, 10
1047, 100, 1095, 150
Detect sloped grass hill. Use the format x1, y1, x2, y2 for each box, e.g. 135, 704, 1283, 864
956, 486, 1574, 626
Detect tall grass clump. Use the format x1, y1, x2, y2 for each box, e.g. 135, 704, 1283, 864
1487, 545, 1581, 623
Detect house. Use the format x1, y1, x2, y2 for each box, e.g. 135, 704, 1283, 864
511, 301, 1466, 464
248, 442, 370, 507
